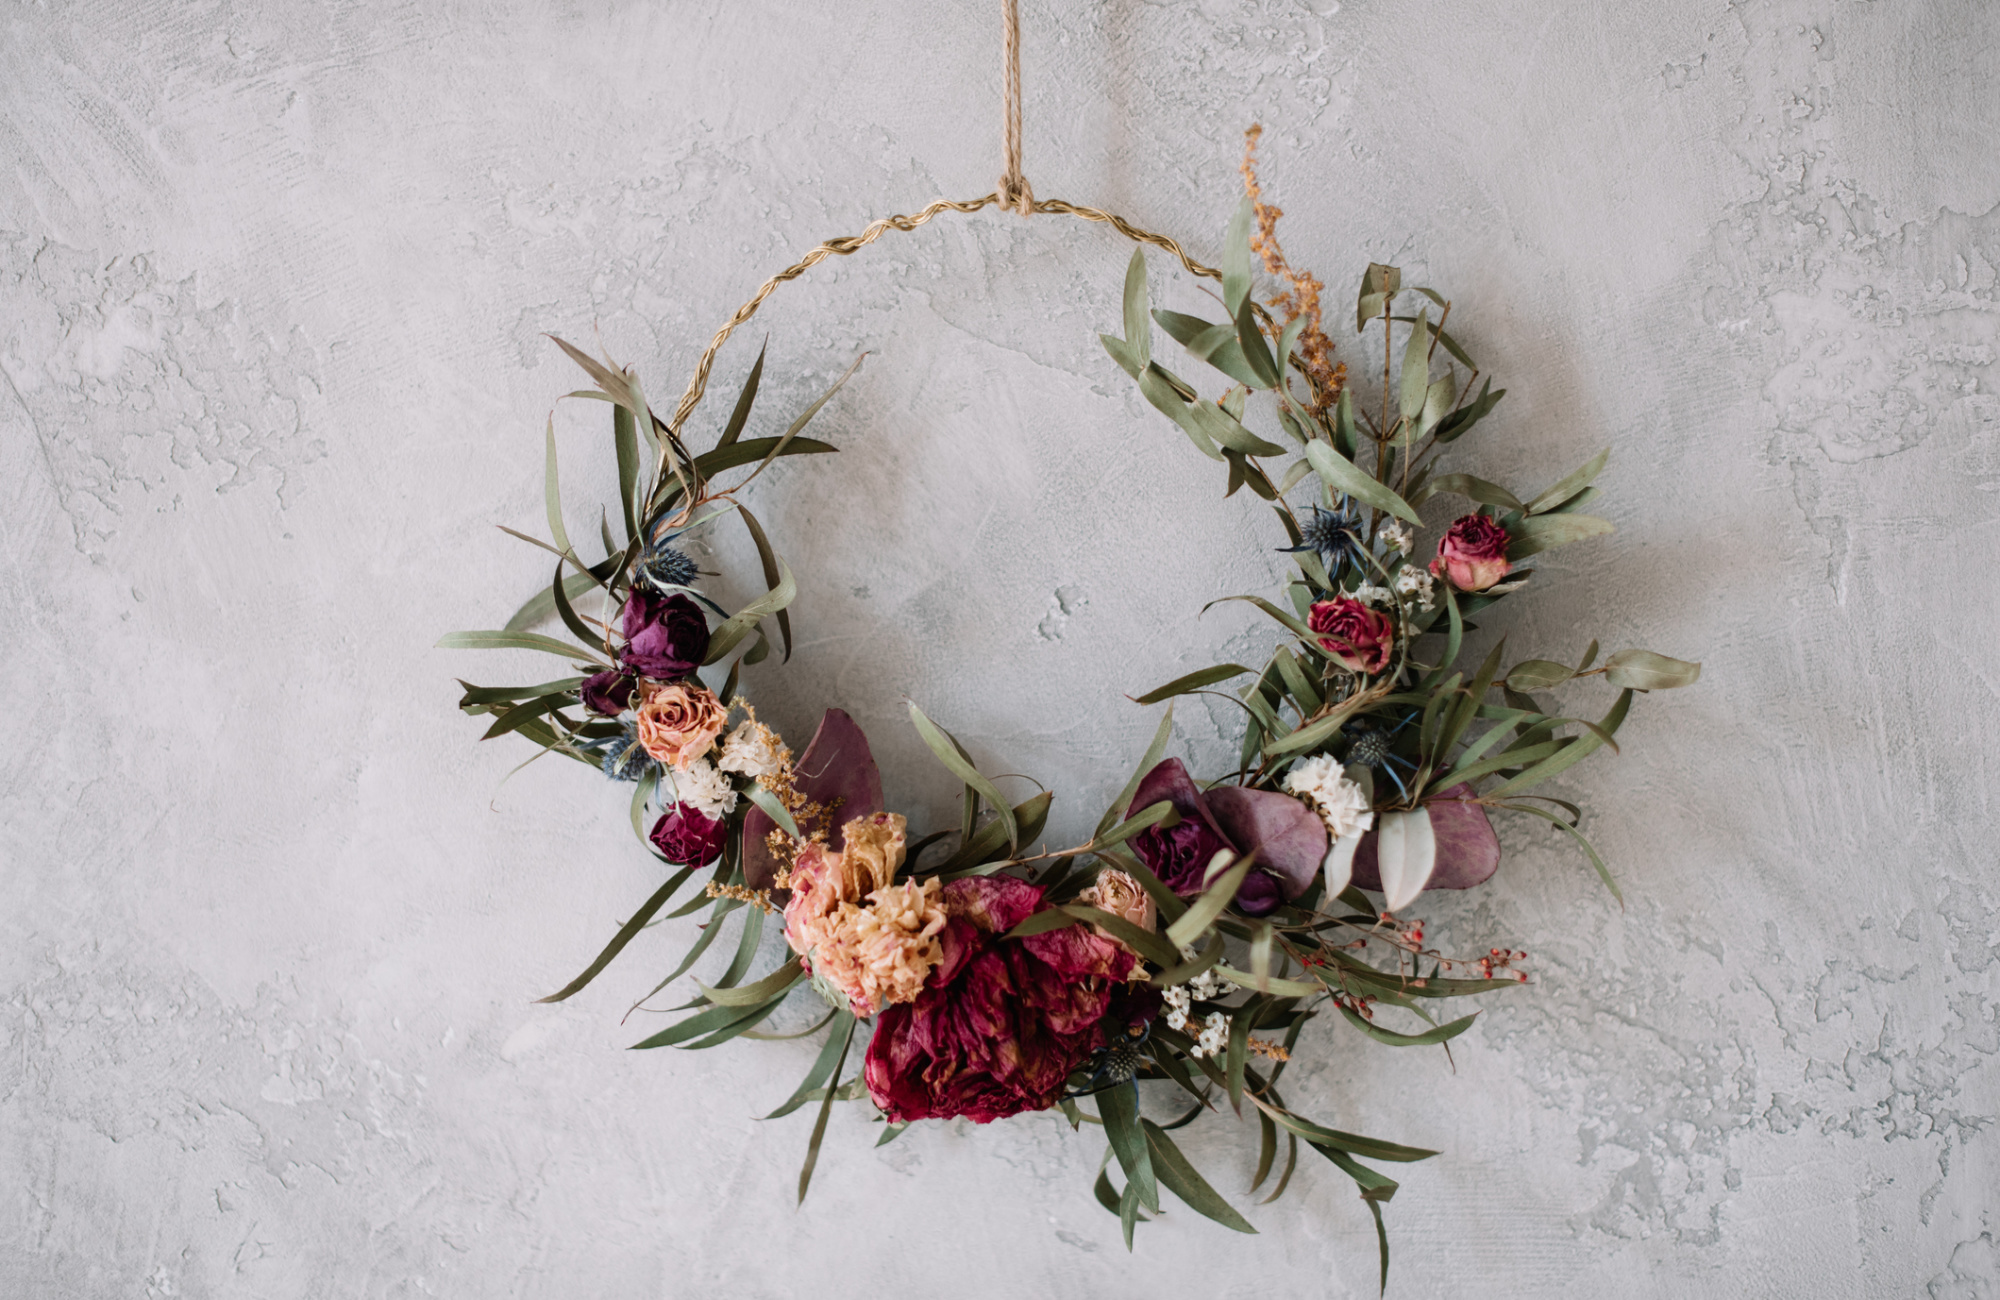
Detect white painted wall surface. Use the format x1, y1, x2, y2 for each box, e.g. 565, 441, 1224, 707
4, 1, 1997, 1295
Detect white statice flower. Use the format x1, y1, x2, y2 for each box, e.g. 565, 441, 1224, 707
1378, 519, 1412, 553
1162, 984, 1192, 1032
1283, 754, 1376, 839
1187, 1011, 1229, 1060
1393, 565, 1436, 611
1348, 583, 1393, 607
670, 757, 738, 820
717, 718, 788, 779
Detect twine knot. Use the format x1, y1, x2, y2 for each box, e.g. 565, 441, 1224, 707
999, 0, 1034, 217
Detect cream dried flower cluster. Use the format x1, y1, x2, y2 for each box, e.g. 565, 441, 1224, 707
1283, 755, 1376, 840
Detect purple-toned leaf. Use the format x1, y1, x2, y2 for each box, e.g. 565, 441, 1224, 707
1348, 784, 1500, 894
1204, 786, 1328, 901
741, 708, 883, 891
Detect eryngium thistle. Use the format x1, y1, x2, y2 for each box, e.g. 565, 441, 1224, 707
1099, 1040, 1142, 1084
1345, 727, 1391, 769
586, 720, 657, 782
1280, 500, 1364, 574
634, 538, 700, 592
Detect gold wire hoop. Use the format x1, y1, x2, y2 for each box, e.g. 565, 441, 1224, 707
665, 191, 1232, 438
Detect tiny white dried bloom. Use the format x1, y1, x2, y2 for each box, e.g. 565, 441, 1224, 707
717, 719, 787, 779
1284, 754, 1376, 839
1378, 519, 1412, 553
672, 757, 738, 820
1349, 583, 1393, 607
1394, 565, 1436, 611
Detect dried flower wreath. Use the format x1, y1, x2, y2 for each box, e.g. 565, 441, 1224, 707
442, 134, 1698, 1287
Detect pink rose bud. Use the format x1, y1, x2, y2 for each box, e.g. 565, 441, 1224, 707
1429, 514, 1512, 592
1307, 597, 1395, 674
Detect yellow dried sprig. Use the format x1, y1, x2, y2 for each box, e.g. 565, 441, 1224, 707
1242, 125, 1347, 417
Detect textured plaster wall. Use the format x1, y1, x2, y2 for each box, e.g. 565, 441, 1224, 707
3, 1, 1997, 1296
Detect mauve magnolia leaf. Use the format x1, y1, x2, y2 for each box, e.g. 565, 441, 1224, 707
742, 708, 883, 892
1203, 785, 1327, 902
1350, 784, 1500, 894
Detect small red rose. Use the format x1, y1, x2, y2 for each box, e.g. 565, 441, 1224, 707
1307, 597, 1395, 674
1429, 514, 1512, 592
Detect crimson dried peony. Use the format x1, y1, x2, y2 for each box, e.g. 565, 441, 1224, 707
1429, 514, 1512, 592
621, 589, 710, 680
1307, 597, 1395, 674
863, 875, 1142, 1124
648, 802, 727, 867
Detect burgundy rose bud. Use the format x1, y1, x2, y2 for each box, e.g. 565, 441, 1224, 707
1307, 597, 1395, 674
1429, 514, 1512, 592
1233, 869, 1284, 917
648, 802, 727, 867
621, 589, 710, 680
580, 670, 637, 716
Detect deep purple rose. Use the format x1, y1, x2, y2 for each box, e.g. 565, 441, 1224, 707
621, 589, 709, 680
1119, 758, 1326, 916
580, 670, 637, 716
864, 876, 1139, 1124
648, 802, 727, 867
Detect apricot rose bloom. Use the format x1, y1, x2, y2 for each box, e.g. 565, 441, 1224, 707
634, 681, 728, 771
1078, 869, 1156, 959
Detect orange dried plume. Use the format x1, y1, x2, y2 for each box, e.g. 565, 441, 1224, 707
1241, 125, 1346, 416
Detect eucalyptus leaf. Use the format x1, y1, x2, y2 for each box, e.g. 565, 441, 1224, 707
1604, 649, 1702, 690
1304, 442, 1422, 525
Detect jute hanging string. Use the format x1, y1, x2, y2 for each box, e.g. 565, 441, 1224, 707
665, 0, 1227, 437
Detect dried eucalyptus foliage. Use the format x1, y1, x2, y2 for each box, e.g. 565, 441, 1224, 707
440, 148, 1698, 1292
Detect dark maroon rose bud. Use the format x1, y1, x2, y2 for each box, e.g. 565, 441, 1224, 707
1307, 597, 1395, 674
1429, 514, 1512, 592
1232, 869, 1284, 917
580, 670, 637, 716
621, 590, 710, 680
648, 802, 727, 867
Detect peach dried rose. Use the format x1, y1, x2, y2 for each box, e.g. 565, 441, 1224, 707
838, 812, 907, 897
634, 681, 728, 771
1078, 869, 1157, 946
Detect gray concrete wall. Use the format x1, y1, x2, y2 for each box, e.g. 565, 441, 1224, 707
3, 1, 1995, 1295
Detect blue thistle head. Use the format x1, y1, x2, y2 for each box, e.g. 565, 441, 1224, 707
584, 719, 656, 782
1281, 500, 1365, 575
634, 536, 700, 592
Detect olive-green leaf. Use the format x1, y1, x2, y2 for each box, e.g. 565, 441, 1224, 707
1223, 196, 1254, 317
1505, 659, 1575, 692
1132, 663, 1253, 705
908, 704, 1017, 854
1122, 247, 1151, 369
1398, 310, 1431, 422
1505, 513, 1614, 560
1142, 1120, 1258, 1234
1164, 854, 1254, 951
437, 630, 608, 664
1603, 649, 1702, 690
1304, 442, 1421, 524
1527, 447, 1610, 515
